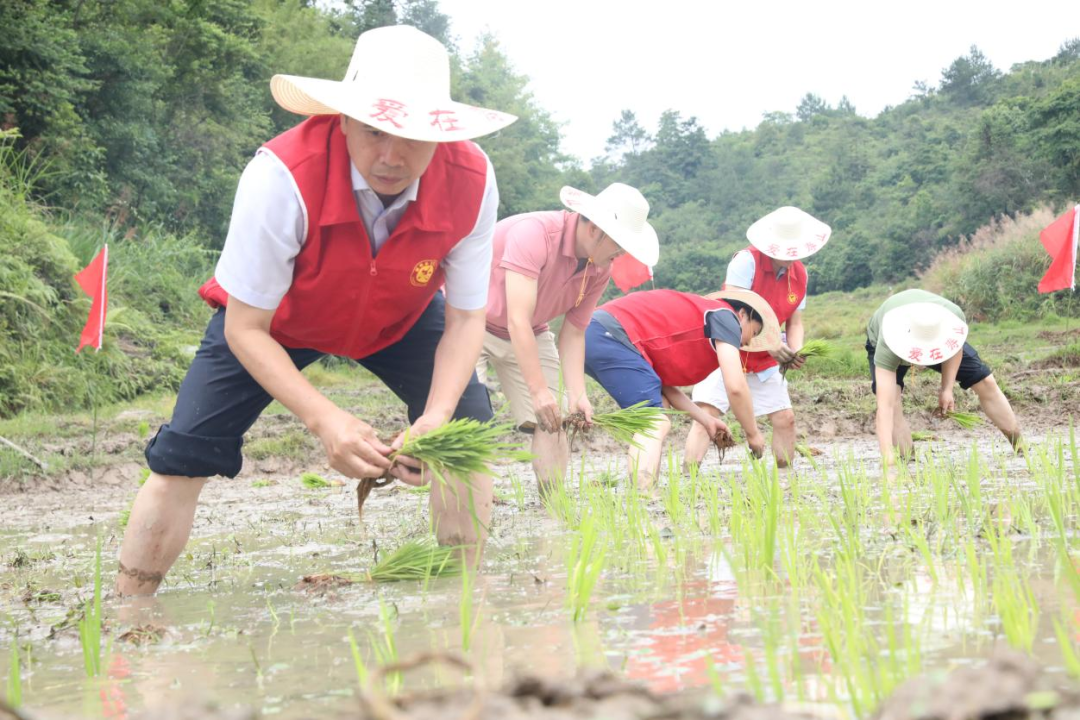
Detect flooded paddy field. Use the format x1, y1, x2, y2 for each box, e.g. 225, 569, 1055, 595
3, 416, 1080, 719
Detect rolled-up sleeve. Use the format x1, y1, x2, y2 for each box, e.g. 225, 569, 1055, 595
442, 154, 498, 311
214, 151, 306, 310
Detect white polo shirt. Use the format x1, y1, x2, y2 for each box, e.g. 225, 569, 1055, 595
214, 147, 498, 313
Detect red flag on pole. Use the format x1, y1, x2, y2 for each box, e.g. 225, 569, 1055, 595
75, 245, 108, 352
610, 254, 653, 293
1038, 205, 1079, 294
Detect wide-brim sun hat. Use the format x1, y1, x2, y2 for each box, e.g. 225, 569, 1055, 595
559, 183, 660, 267
746, 206, 831, 261
881, 302, 969, 366
270, 25, 517, 142
705, 288, 782, 352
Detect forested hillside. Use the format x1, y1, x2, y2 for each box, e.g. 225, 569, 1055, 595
1, 0, 1079, 416
3, 1, 1079, 289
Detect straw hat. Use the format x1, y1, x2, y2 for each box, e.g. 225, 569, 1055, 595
746, 206, 831, 261
881, 303, 969, 366
705, 288, 782, 352
559, 184, 660, 266
270, 25, 517, 142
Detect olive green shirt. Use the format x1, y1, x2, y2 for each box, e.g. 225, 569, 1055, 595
866, 289, 966, 372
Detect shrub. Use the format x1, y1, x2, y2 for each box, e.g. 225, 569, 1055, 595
920, 207, 1080, 321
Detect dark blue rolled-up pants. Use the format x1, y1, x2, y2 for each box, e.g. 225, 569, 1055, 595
145, 293, 492, 478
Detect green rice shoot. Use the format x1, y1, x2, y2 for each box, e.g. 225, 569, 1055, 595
300, 471, 332, 489
7, 636, 21, 708
589, 402, 671, 447
78, 535, 103, 677
797, 339, 835, 359
393, 418, 530, 485
362, 539, 462, 583
947, 411, 984, 430
911, 430, 938, 442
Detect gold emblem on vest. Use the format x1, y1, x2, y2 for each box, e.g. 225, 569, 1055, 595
788, 292, 798, 305
410, 259, 437, 287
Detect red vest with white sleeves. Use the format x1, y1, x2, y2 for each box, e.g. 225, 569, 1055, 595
198, 115, 488, 359
602, 289, 736, 387
739, 247, 807, 374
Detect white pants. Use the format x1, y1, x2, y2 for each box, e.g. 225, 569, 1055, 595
691, 368, 792, 417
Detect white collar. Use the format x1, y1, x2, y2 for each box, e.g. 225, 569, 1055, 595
350, 163, 420, 208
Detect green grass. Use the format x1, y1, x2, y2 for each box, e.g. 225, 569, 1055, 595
245, 429, 314, 461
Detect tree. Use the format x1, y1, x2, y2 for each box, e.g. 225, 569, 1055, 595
796, 93, 829, 121
940, 45, 1001, 106
455, 34, 566, 217
605, 109, 650, 160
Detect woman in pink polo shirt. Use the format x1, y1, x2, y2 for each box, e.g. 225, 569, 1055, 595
479, 183, 659, 493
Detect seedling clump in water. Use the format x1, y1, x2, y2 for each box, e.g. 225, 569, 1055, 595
564, 401, 669, 449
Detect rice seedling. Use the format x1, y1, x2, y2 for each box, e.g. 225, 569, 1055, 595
363, 600, 401, 694
362, 539, 462, 583
946, 411, 984, 430
1054, 616, 1080, 679
300, 471, 333, 489
572, 401, 670, 448
459, 568, 481, 652
78, 535, 103, 677
567, 514, 606, 622
796, 338, 835, 359
393, 418, 530, 487
6, 637, 20, 708
992, 570, 1040, 652
910, 430, 938, 442
347, 628, 370, 688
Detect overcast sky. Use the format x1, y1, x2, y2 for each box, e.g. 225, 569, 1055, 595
438, 0, 1074, 164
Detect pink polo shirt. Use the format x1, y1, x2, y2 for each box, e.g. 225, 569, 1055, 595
485, 210, 612, 340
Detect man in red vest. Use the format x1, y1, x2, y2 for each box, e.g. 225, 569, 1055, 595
684, 207, 830, 470
584, 288, 780, 490
480, 183, 659, 493
116, 26, 517, 595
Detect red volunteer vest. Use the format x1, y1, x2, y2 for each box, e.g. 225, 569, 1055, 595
602, 290, 736, 387
739, 247, 807, 374
198, 115, 488, 358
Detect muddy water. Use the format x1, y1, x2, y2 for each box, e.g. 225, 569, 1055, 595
1, 429, 1077, 719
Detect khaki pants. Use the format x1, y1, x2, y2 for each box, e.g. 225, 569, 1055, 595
476, 331, 563, 429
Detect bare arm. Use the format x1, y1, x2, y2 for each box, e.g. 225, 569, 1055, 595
223, 297, 392, 478
505, 271, 561, 432
937, 351, 961, 414
558, 320, 592, 422
390, 301, 487, 484
662, 386, 728, 435
716, 342, 765, 455
786, 309, 805, 352
874, 366, 901, 466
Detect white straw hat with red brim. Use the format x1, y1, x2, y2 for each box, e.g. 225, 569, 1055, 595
270, 25, 517, 142
746, 206, 832, 261
560, 183, 660, 267
705, 288, 782, 352
881, 303, 969, 366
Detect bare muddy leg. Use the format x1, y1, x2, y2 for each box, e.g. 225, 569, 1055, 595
117, 473, 207, 595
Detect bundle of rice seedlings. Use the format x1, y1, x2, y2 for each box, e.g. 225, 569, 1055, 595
947, 411, 984, 430
362, 539, 462, 583
301, 471, 333, 489
911, 430, 939, 442
796, 339, 835, 359
795, 443, 823, 458
392, 418, 530, 486
577, 401, 669, 448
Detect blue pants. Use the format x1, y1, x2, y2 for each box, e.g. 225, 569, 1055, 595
583, 319, 663, 409
145, 293, 492, 478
